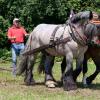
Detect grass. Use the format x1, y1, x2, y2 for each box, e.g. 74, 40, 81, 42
0, 61, 100, 100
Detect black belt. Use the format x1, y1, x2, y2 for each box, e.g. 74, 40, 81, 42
12, 42, 24, 44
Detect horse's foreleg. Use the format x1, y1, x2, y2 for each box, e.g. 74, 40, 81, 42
60, 57, 66, 82
85, 61, 100, 85
73, 53, 85, 82
82, 56, 88, 86
63, 53, 77, 91
61, 57, 66, 74
24, 55, 35, 85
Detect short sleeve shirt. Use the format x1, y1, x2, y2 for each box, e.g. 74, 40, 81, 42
7, 26, 27, 43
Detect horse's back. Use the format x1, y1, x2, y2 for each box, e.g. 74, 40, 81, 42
34, 24, 58, 35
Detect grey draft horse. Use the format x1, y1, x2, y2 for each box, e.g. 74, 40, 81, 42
17, 11, 97, 91
38, 20, 100, 88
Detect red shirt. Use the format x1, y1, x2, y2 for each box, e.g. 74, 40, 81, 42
7, 26, 27, 43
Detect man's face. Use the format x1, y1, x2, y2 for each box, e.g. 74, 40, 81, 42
13, 20, 20, 27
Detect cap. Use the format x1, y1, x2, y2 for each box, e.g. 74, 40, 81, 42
13, 18, 20, 23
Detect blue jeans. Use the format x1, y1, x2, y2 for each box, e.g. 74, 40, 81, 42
11, 43, 24, 75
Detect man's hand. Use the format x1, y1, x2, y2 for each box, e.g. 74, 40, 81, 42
8, 36, 16, 40
25, 34, 30, 37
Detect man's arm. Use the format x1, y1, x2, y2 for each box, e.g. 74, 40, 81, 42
22, 27, 30, 37
25, 33, 30, 37
7, 28, 16, 40
8, 36, 16, 40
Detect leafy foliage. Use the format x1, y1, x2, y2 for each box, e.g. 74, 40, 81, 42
0, 0, 100, 60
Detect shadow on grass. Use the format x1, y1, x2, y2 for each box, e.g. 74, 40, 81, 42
20, 80, 100, 90
77, 82, 100, 90
4, 78, 99, 91
35, 81, 100, 90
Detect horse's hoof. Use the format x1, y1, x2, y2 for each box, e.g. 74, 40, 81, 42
24, 79, 35, 86
82, 76, 90, 87
45, 80, 57, 88
86, 78, 92, 85
25, 81, 35, 86
63, 82, 77, 91
63, 76, 77, 91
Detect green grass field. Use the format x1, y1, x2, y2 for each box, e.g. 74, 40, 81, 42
0, 61, 100, 100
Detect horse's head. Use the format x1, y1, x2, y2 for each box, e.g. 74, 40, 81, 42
84, 23, 98, 44
85, 12, 100, 46
68, 11, 100, 46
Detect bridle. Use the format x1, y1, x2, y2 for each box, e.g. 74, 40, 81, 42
68, 20, 91, 46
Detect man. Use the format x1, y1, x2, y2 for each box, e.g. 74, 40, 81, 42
7, 18, 29, 76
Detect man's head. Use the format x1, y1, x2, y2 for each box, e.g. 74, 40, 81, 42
92, 12, 99, 20
13, 18, 20, 27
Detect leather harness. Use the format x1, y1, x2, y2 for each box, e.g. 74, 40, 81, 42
22, 22, 88, 55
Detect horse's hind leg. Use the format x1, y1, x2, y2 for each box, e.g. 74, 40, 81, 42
44, 55, 57, 88
45, 55, 55, 81
38, 51, 55, 81
24, 55, 35, 85
63, 53, 77, 91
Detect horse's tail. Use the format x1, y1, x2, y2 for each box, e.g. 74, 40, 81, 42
16, 33, 33, 75
37, 53, 46, 74
16, 55, 28, 75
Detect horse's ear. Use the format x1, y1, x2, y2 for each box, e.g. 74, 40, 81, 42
89, 11, 93, 20
69, 11, 93, 24
69, 9, 75, 18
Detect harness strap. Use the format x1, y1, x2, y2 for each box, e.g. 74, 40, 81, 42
50, 25, 60, 45
50, 26, 60, 40
50, 24, 67, 46
22, 37, 71, 55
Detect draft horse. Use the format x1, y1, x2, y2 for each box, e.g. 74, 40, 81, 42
38, 21, 100, 87
17, 11, 97, 91
61, 18, 100, 86
82, 18, 100, 86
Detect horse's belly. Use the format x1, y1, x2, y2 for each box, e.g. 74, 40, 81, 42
45, 41, 77, 56
46, 47, 65, 56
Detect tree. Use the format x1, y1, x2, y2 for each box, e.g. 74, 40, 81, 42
0, 0, 100, 49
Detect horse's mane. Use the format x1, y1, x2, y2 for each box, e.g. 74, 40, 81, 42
70, 11, 93, 23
